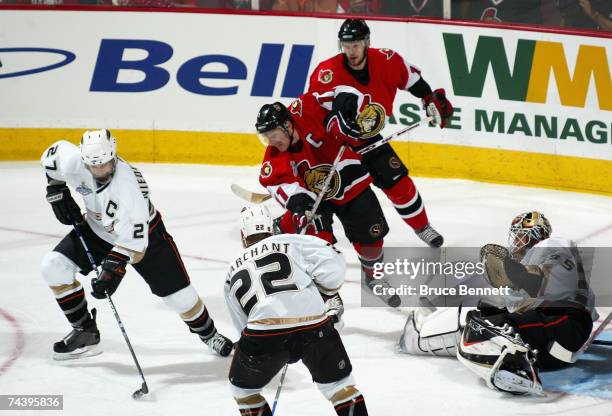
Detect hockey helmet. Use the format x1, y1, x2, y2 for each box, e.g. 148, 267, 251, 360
255, 102, 292, 134
508, 211, 552, 256
80, 129, 118, 183
81, 129, 117, 166
240, 204, 273, 245
338, 19, 370, 42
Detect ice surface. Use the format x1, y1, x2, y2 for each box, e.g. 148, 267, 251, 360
1, 162, 611, 415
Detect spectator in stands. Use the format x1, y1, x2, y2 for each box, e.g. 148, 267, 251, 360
557, 0, 612, 30
272, 0, 336, 12
455, 0, 544, 25
380, 0, 442, 17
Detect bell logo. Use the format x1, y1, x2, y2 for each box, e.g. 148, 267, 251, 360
90, 39, 314, 98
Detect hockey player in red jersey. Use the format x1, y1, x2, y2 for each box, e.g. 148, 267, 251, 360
308, 19, 454, 248
256, 94, 401, 307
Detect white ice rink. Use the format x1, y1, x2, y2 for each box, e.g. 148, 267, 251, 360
1, 162, 611, 416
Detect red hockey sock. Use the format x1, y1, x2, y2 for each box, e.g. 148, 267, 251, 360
383, 176, 429, 231
353, 240, 384, 280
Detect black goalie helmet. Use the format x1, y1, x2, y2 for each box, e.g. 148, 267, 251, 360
255, 102, 292, 134
338, 19, 370, 42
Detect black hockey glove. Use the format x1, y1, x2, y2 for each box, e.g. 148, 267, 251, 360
46, 184, 82, 225
91, 252, 129, 299
422, 88, 454, 129
286, 193, 324, 234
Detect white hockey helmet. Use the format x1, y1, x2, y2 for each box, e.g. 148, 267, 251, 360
240, 204, 273, 244
80, 129, 117, 166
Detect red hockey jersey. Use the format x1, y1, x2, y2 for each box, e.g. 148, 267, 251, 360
259, 93, 372, 208
308, 48, 422, 135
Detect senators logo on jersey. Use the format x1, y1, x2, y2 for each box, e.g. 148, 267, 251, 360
301, 163, 341, 200
378, 48, 395, 60
357, 97, 386, 139
260, 161, 273, 178
318, 69, 334, 84
289, 99, 303, 116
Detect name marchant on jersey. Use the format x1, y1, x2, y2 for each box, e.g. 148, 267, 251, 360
228, 242, 290, 274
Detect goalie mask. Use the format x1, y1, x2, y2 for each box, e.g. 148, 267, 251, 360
508, 211, 551, 259
240, 205, 273, 247
81, 129, 117, 184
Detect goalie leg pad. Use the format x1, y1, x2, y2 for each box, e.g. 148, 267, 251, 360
397, 307, 462, 356
458, 311, 542, 395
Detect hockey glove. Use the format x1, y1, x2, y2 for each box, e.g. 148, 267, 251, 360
422, 88, 454, 129
480, 244, 516, 289
325, 110, 362, 148
91, 251, 129, 299
46, 184, 83, 225
322, 292, 344, 323
286, 193, 325, 234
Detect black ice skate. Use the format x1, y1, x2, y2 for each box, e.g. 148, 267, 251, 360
366, 278, 401, 308
53, 308, 101, 361
416, 224, 444, 248
203, 330, 233, 357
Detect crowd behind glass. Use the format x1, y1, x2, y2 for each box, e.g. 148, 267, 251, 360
1, 1, 610, 34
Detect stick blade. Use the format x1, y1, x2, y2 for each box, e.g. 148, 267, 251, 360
230, 184, 271, 203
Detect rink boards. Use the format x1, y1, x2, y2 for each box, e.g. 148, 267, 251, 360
0, 9, 610, 194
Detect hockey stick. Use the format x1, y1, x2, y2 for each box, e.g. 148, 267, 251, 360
549, 312, 612, 363
71, 221, 149, 400
271, 146, 346, 415
230, 184, 272, 204
593, 339, 612, 346
356, 116, 433, 155
231, 117, 430, 204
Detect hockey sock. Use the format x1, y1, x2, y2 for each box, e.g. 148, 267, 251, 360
383, 176, 429, 231
235, 394, 272, 416
181, 297, 216, 340
332, 387, 368, 416
51, 280, 90, 328
353, 241, 384, 280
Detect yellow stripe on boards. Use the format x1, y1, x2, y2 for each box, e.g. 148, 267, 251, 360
0, 128, 265, 166
392, 141, 612, 196
1, 128, 610, 196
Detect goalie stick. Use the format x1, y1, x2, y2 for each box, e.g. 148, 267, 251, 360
549, 311, 612, 363
230, 116, 432, 204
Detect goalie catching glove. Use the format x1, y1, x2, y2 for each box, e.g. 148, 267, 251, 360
91, 251, 129, 299
480, 243, 516, 289
481, 243, 544, 295
422, 88, 453, 129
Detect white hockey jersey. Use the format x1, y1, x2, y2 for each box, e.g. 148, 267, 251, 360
224, 233, 345, 332
41, 141, 155, 256
508, 236, 598, 321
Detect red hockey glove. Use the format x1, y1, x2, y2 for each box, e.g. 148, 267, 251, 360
423, 88, 454, 129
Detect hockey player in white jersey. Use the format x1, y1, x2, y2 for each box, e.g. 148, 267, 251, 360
41, 130, 233, 359
398, 211, 596, 395
225, 205, 368, 416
